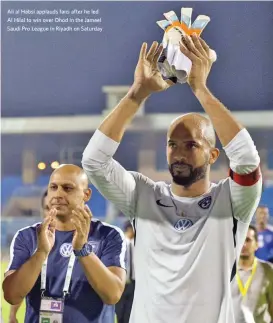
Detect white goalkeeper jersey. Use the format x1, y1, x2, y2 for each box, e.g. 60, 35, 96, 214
82, 128, 262, 323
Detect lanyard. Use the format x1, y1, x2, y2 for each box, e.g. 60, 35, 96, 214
41, 253, 76, 298
236, 257, 258, 297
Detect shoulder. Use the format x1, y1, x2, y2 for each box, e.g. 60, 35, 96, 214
266, 228, 273, 234
12, 222, 41, 242
258, 259, 273, 274
129, 171, 154, 186
91, 219, 125, 242
211, 178, 230, 190
129, 171, 170, 195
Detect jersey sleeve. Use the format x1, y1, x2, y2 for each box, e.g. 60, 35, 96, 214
6, 230, 31, 273
223, 128, 262, 224
100, 226, 127, 270
82, 130, 137, 219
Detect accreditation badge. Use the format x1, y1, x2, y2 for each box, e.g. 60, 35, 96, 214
39, 296, 64, 323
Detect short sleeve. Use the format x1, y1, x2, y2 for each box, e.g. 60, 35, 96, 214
101, 228, 127, 270
6, 230, 31, 273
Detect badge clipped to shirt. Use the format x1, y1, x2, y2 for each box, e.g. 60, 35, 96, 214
39, 252, 76, 323
39, 296, 64, 323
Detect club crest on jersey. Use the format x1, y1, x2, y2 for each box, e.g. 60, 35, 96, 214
198, 196, 212, 209
59, 243, 73, 257
87, 241, 99, 254
174, 218, 193, 231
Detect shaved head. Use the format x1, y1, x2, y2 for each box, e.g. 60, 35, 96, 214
166, 113, 219, 187
168, 113, 216, 148
51, 164, 89, 189
48, 164, 91, 218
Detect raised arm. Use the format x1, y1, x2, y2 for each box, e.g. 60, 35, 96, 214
180, 34, 262, 224
98, 41, 174, 142
82, 42, 174, 218
180, 34, 243, 146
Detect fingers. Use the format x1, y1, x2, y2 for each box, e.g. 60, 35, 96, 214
84, 205, 93, 220
40, 214, 52, 230
138, 42, 147, 61
72, 205, 91, 229
71, 216, 82, 232
48, 217, 57, 233
190, 34, 209, 58
198, 37, 210, 56
139, 41, 164, 64
39, 209, 56, 233
153, 44, 164, 64
179, 40, 201, 63
146, 41, 159, 61
49, 208, 57, 218
76, 205, 91, 223
165, 78, 177, 89
48, 208, 57, 229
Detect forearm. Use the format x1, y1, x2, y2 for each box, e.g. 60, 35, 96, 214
99, 84, 149, 142
3, 251, 47, 304
79, 253, 124, 304
194, 86, 243, 147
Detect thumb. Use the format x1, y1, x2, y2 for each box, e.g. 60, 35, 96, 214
164, 77, 177, 89
38, 216, 51, 233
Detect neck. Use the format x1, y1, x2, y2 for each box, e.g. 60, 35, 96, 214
239, 255, 255, 270
55, 215, 75, 231
171, 177, 211, 198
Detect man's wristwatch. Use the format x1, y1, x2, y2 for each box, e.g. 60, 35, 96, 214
73, 243, 92, 257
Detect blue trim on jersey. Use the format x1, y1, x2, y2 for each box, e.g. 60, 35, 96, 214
8, 220, 126, 323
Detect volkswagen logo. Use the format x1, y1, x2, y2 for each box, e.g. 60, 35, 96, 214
59, 243, 73, 257
174, 218, 193, 231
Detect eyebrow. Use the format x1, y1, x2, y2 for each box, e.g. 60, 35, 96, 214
49, 182, 76, 187
168, 139, 200, 144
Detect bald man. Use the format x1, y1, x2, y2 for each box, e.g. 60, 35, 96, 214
3, 164, 127, 323
82, 37, 262, 323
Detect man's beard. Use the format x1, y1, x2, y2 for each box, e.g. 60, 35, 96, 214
240, 254, 250, 260
169, 161, 208, 187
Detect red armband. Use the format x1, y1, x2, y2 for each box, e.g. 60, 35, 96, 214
229, 166, 261, 186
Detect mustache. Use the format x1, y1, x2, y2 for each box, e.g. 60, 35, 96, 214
171, 161, 192, 168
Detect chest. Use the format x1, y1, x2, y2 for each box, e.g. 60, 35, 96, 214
31, 233, 104, 293
258, 232, 273, 249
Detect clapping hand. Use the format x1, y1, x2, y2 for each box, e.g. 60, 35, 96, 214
71, 205, 93, 251
37, 209, 57, 255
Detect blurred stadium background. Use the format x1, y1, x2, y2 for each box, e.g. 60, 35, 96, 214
1, 1, 273, 322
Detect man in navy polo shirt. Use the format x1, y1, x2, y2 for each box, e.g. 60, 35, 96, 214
3, 164, 127, 323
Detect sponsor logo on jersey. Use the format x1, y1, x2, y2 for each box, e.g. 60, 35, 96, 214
156, 199, 173, 207
198, 196, 212, 209
59, 243, 73, 257
174, 218, 193, 231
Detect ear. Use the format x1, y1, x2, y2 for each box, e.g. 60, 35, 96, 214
209, 148, 220, 165
84, 188, 92, 202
